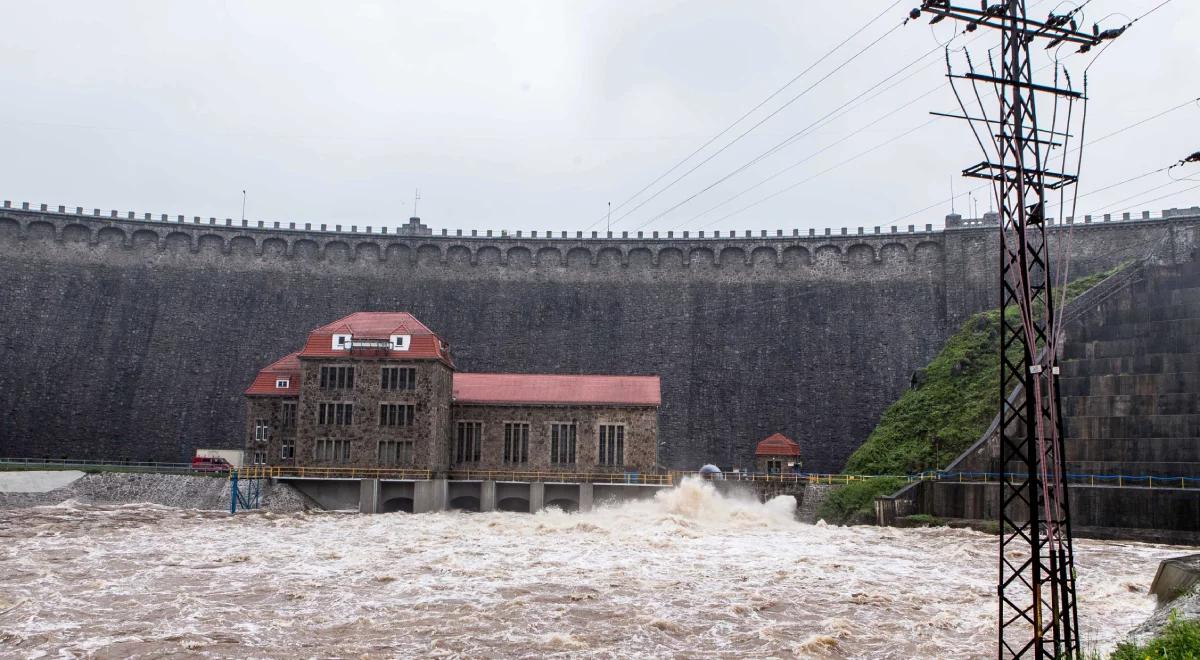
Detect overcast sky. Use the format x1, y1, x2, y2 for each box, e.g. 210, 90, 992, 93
2, 1, 1197, 235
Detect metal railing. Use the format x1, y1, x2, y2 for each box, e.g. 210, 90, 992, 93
7, 458, 1200, 490
245, 465, 433, 481
449, 469, 672, 485
0, 457, 218, 475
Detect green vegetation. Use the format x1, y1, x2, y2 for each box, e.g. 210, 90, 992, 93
1109, 612, 1200, 659
842, 264, 1127, 477
815, 477, 906, 525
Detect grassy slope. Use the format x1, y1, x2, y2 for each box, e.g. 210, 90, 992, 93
817, 266, 1123, 525
1108, 613, 1200, 659
842, 265, 1123, 477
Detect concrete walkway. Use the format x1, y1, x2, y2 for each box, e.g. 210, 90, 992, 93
0, 470, 86, 493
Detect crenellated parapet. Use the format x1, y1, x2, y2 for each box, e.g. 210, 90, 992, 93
1, 200, 1197, 281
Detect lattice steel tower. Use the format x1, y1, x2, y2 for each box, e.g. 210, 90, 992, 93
906, 1, 1122, 657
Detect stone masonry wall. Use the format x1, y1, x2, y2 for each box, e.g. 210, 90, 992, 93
291, 358, 453, 470
0, 204, 1196, 472
449, 403, 658, 473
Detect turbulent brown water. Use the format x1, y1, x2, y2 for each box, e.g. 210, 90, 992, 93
0, 478, 1186, 658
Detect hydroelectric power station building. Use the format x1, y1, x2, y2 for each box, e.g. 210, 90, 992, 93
244, 312, 662, 501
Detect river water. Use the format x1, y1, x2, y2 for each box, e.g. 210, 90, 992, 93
0, 478, 1186, 658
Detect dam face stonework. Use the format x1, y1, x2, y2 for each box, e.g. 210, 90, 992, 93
0, 205, 1196, 472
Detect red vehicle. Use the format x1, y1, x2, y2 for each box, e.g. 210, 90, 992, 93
191, 456, 231, 473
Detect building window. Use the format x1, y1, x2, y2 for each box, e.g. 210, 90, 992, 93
550, 423, 576, 465
275, 378, 290, 389
253, 419, 270, 442
455, 421, 482, 463
599, 424, 625, 466
390, 334, 411, 351
332, 334, 352, 351
281, 438, 295, 460
252, 450, 267, 465
315, 439, 350, 463
378, 440, 414, 466
317, 402, 354, 425
503, 423, 529, 464
319, 365, 355, 390
381, 366, 416, 391
379, 403, 414, 427
281, 402, 297, 429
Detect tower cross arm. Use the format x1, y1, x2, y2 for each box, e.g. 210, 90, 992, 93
911, 2, 1106, 47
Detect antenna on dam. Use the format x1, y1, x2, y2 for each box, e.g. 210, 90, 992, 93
906, 2, 1124, 657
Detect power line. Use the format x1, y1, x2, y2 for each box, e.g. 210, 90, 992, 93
678, 83, 945, 229
874, 95, 1199, 230
625, 39, 953, 232
605, 20, 907, 231
583, 1, 906, 231
698, 119, 939, 229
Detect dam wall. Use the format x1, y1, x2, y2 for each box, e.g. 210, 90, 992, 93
0, 201, 1196, 472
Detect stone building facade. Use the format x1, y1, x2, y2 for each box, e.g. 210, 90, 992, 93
244, 312, 661, 474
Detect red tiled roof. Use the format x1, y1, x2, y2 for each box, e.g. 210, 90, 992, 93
453, 373, 661, 407
755, 433, 801, 457
312, 312, 435, 337
245, 352, 301, 396
299, 312, 453, 366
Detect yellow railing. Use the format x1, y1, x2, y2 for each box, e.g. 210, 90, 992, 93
235, 465, 433, 481
233, 465, 671, 485
449, 469, 673, 486
666, 471, 908, 486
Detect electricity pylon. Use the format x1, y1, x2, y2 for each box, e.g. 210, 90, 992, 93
905, 1, 1122, 657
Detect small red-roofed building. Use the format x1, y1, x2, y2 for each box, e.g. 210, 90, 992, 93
244, 312, 661, 476
754, 433, 802, 474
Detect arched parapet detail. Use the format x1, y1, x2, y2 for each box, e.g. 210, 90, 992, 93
781, 245, 811, 268
846, 243, 876, 266
566, 247, 592, 269
262, 237, 288, 259
628, 247, 654, 268
384, 243, 411, 266
131, 229, 160, 252
355, 242, 382, 263
416, 244, 442, 267
535, 246, 562, 267
62, 223, 92, 244
96, 226, 128, 248
914, 241, 944, 264
596, 246, 624, 268
656, 247, 684, 268
507, 246, 533, 269
27, 220, 57, 242
718, 246, 748, 267
813, 244, 842, 268
445, 245, 472, 268
292, 238, 320, 261
197, 233, 225, 255
0, 216, 19, 240
229, 235, 256, 259
880, 242, 910, 264
751, 246, 779, 268
164, 232, 192, 253
689, 247, 716, 268
476, 245, 502, 267
323, 240, 352, 263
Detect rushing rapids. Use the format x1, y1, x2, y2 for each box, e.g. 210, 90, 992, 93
0, 478, 1185, 658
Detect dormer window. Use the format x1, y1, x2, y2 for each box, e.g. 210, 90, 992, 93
332, 333, 352, 351
275, 378, 290, 389
391, 334, 411, 351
